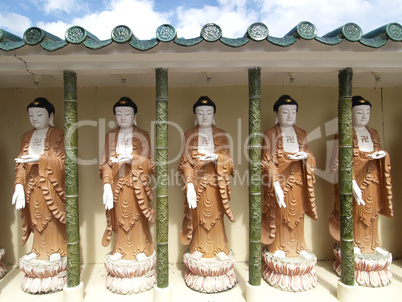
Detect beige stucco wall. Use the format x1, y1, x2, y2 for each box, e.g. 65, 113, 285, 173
0, 85, 401, 265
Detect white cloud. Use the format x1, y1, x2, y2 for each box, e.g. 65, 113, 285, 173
256, 0, 402, 36
36, 20, 73, 39
34, 0, 87, 14
38, 0, 172, 39
3, 0, 401, 41
0, 12, 32, 37
175, 0, 257, 38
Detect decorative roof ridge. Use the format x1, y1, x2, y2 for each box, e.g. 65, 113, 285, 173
1, 21, 401, 52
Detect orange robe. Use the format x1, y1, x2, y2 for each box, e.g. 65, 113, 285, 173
179, 126, 235, 258
261, 125, 317, 257
100, 127, 155, 259
15, 127, 66, 260
329, 127, 393, 253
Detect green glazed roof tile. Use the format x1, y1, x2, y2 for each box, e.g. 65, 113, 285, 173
112, 25, 135, 43
0, 40, 25, 51
321, 23, 363, 43
359, 22, 402, 48
40, 39, 69, 51
201, 23, 222, 42
156, 24, 177, 42
342, 23, 363, 41
220, 36, 249, 47
1, 22, 402, 52
315, 36, 343, 45
247, 22, 269, 41
129, 38, 159, 51
0, 29, 23, 42
363, 22, 402, 42
83, 39, 113, 49
286, 21, 317, 40
24, 27, 61, 46
268, 35, 297, 47
360, 36, 387, 48
174, 36, 203, 46
0, 29, 25, 51
66, 26, 99, 44
385, 23, 402, 41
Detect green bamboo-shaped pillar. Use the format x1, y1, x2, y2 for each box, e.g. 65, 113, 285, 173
248, 67, 262, 286
338, 67, 355, 286
155, 68, 169, 288
63, 70, 80, 288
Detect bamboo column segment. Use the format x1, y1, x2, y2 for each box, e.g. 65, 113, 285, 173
63, 70, 80, 288
155, 68, 169, 288
338, 67, 355, 286
248, 67, 262, 286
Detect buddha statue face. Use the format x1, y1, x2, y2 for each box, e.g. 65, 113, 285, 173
28, 107, 52, 130
195, 105, 214, 129
277, 104, 297, 127
115, 106, 135, 129
352, 104, 371, 128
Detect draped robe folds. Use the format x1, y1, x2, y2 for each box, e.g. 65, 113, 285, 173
179, 126, 235, 258
100, 127, 155, 259
14, 127, 66, 260
329, 127, 393, 254
261, 125, 317, 257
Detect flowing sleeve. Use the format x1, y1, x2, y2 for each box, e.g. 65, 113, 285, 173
368, 127, 393, 217
179, 130, 194, 245
297, 127, 318, 220
179, 130, 195, 186
100, 131, 115, 247
100, 132, 113, 185
39, 129, 66, 225
215, 131, 235, 222
131, 130, 155, 223
261, 127, 279, 245
14, 131, 32, 186
14, 131, 33, 246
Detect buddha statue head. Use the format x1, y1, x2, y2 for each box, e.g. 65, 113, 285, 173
27, 97, 55, 130
113, 96, 138, 129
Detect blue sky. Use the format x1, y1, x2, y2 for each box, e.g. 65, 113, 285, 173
1, 0, 401, 40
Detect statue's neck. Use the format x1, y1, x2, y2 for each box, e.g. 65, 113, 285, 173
280, 125, 294, 132
34, 126, 49, 134
198, 126, 212, 132
119, 127, 133, 134
353, 125, 366, 131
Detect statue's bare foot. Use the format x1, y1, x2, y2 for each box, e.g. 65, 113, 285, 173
299, 250, 312, 260
189, 251, 203, 260
273, 250, 286, 259
22, 252, 37, 262
49, 252, 61, 263
136, 252, 147, 262
354, 247, 361, 255
110, 252, 122, 261
216, 251, 229, 261
375, 247, 388, 256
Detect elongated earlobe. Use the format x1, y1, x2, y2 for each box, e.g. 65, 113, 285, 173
134, 113, 137, 127
50, 113, 55, 127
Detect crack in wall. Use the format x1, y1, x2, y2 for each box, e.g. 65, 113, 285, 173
14, 52, 35, 76
12, 52, 63, 85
